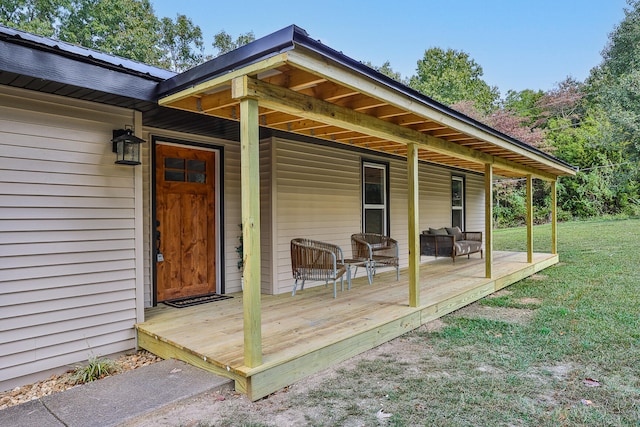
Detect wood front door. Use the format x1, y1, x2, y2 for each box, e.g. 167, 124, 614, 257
155, 144, 216, 302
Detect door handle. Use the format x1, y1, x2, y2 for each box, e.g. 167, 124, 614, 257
155, 220, 164, 262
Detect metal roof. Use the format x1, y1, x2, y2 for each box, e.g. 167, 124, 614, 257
0, 24, 240, 138
0, 24, 174, 80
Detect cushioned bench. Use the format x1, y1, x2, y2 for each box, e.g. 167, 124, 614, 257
420, 226, 483, 262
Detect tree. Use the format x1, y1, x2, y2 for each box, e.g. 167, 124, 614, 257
211, 29, 254, 56
409, 47, 499, 114
502, 89, 545, 126
363, 60, 407, 84
600, 0, 640, 78
572, 0, 640, 218
0, 0, 69, 36
536, 77, 585, 126
591, 0, 640, 157
159, 14, 204, 72
58, 0, 163, 65
452, 100, 548, 150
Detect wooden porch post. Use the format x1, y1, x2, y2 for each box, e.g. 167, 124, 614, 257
238, 90, 262, 367
484, 164, 493, 278
526, 174, 533, 263
551, 180, 557, 255
407, 142, 420, 307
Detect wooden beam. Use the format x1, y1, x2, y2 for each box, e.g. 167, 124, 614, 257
407, 142, 420, 307
374, 105, 412, 119
239, 92, 263, 368
262, 67, 327, 91
159, 53, 289, 105
493, 157, 556, 181
239, 77, 557, 180
239, 77, 485, 162
485, 163, 493, 278
312, 81, 360, 102
551, 180, 557, 255
526, 175, 533, 263
285, 49, 576, 177
333, 93, 388, 111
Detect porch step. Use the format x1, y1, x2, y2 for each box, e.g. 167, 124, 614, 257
0, 359, 233, 427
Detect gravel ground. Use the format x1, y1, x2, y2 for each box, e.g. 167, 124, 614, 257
0, 350, 161, 410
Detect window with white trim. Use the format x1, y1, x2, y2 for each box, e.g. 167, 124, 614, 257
451, 175, 465, 229
362, 162, 388, 234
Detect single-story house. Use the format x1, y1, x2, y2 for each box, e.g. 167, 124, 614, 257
0, 24, 575, 398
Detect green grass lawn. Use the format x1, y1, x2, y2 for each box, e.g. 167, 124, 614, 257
295, 218, 640, 426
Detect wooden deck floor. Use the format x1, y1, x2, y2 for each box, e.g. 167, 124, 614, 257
137, 251, 558, 400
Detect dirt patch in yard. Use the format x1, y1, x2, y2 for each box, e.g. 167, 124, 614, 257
517, 297, 543, 305
449, 302, 536, 325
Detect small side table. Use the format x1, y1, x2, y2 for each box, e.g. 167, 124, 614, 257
343, 258, 372, 288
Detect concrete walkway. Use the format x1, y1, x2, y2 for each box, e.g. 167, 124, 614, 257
0, 359, 232, 427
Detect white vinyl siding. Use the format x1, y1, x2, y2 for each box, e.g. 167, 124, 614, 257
273, 138, 361, 294
259, 139, 273, 294
221, 136, 272, 295
220, 136, 272, 295
464, 174, 485, 233
389, 158, 409, 266
0, 87, 139, 390
141, 133, 153, 306
223, 137, 243, 293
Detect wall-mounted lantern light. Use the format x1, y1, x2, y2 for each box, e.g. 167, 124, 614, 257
111, 128, 145, 165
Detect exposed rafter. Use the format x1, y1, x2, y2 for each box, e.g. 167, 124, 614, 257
232, 76, 557, 180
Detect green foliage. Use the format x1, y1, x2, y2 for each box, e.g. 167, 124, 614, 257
211, 29, 255, 56
0, 0, 68, 37
573, 0, 640, 220
493, 180, 552, 228
71, 356, 117, 384
0, 0, 251, 70
59, 0, 163, 64
600, 0, 640, 79
409, 47, 500, 114
236, 224, 243, 271
363, 60, 407, 84
159, 14, 204, 72
501, 88, 545, 124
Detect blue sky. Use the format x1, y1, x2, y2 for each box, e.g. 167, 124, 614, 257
151, 0, 628, 97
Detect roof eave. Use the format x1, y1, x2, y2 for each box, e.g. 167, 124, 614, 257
289, 34, 577, 175
158, 25, 307, 98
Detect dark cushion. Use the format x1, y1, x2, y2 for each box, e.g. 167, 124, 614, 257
446, 226, 463, 241
429, 227, 448, 236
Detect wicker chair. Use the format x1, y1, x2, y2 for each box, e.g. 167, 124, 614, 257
290, 238, 349, 298
350, 233, 400, 282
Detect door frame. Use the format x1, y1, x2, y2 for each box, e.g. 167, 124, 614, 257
151, 136, 225, 305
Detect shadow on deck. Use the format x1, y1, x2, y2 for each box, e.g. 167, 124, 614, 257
136, 251, 558, 400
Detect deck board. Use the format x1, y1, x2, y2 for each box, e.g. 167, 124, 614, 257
137, 251, 557, 400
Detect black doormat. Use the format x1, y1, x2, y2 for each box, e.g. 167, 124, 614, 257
163, 293, 233, 308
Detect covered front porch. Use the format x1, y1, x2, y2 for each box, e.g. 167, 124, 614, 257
137, 251, 558, 400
